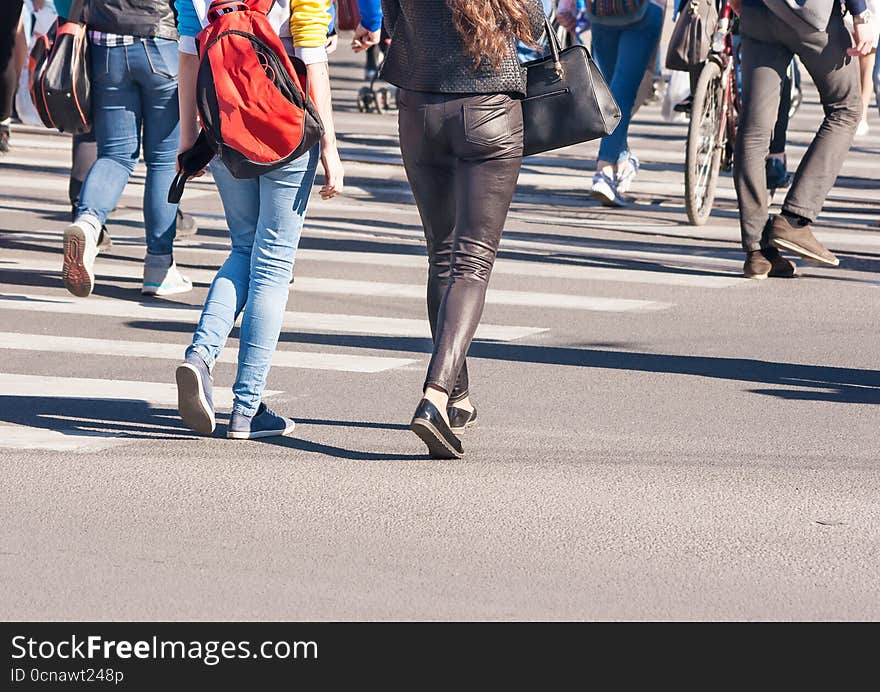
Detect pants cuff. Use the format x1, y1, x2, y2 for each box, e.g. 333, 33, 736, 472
186, 344, 215, 371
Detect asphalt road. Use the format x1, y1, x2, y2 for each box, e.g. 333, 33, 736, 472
1, 44, 879, 620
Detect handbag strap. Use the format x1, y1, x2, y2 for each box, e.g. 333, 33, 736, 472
68, 0, 86, 23
542, 16, 565, 78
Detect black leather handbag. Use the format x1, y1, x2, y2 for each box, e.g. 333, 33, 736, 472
665, 0, 718, 72
521, 19, 621, 157
29, 0, 91, 135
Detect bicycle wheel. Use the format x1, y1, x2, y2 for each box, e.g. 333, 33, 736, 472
685, 60, 724, 226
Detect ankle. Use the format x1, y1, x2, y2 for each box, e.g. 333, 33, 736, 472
423, 386, 449, 421
449, 395, 474, 412
780, 210, 811, 227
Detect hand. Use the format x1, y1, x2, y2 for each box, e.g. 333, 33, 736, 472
848, 21, 876, 57
556, 0, 577, 30
32, 0, 46, 10
176, 137, 206, 179
319, 143, 344, 200
729, 0, 741, 15
351, 23, 380, 53
326, 33, 338, 54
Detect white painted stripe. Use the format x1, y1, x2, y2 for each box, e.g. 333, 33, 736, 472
0, 293, 544, 341
4, 259, 671, 312
0, 424, 125, 452
0, 333, 416, 373
0, 372, 277, 408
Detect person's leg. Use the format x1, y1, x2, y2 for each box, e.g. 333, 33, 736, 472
590, 23, 621, 173
230, 146, 320, 419
0, 0, 24, 152
423, 94, 523, 400
76, 43, 141, 227
781, 14, 861, 225
595, 6, 663, 168
69, 130, 98, 211
177, 161, 259, 435
397, 89, 471, 410
63, 42, 141, 296
857, 50, 876, 133
188, 162, 260, 370
134, 37, 181, 257
132, 37, 190, 294
733, 7, 791, 253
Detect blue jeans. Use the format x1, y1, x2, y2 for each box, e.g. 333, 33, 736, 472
591, 5, 663, 164
77, 38, 180, 255
187, 148, 319, 416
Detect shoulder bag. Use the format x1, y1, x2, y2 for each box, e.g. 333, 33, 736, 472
521, 17, 621, 157
665, 0, 718, 72
28, 0, 91, 135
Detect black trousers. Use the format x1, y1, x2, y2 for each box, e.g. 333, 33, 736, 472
397, 89, 523, 400
0, 0, 23, 122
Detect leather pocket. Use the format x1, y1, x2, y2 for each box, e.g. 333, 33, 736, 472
463, 100, 512, 147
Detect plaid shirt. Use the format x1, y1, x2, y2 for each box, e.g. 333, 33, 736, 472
88, 31, 137, 46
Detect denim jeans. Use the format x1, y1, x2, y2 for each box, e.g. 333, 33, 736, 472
187, 148, 320, 416
591, 4, 663, 164
76, 38, 180, 255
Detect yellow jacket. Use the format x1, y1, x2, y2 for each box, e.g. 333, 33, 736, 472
290, 0, 332, 48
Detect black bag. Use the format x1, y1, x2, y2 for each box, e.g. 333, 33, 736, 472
521, 18, 621, 157
665, 0, 718, 72
29, 0, 91, 135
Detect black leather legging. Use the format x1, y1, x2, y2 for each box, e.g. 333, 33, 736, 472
398, 89, 523, 400
0, 0, 23, 122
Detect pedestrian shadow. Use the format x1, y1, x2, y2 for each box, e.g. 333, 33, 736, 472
122, 320, 880, 405
261, 435, 427, 461
0, 396, 200, 442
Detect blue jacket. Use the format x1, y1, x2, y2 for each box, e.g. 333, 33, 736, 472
357, 0, 383, 31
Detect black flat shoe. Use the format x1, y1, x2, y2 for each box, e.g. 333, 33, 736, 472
410, 399, 464, 459
447, 405, 477, 433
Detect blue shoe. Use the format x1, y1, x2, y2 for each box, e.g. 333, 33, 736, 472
766, 157, 792, 190
176, 352, 215, 434
227, 403, 295, 440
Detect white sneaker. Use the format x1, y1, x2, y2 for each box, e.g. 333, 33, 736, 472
856, 119, 869, 137
590, 171, 626, 207
615, 152, 640, 194
142, 255, 193, 296
62, 218, 100, 297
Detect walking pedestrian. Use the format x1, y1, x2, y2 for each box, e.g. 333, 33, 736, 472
174, 0, 343, 440
588, 0, 667, 207
61, 0, 191, 298
732, 0, 874, 279
0, 0, 24, 153
380, 0, 544, 458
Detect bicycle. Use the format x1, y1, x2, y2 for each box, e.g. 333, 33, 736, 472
684, 0, 739, 226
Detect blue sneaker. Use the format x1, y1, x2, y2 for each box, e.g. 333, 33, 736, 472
766, 157, 792, 190
227, 403, 295, 440
176, 352, 215, 435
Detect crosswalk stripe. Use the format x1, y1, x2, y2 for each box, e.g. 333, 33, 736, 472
0, 424, 128, 452
0, 293, 544, 341
3, 258, 673, 311
0, 372, 277, 408
0, 333, 417, 373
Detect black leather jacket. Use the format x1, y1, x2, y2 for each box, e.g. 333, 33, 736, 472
86, 0, 179, 41
380, 0, 545, 96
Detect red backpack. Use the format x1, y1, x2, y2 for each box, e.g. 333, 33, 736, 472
195, 0, 324, 179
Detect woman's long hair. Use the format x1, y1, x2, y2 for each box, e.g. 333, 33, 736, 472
447, 0, 537, 67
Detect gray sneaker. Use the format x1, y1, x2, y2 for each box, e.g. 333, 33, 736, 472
62, 219, 100, 297
227, 403, 295, 440
176, 352, 215, 435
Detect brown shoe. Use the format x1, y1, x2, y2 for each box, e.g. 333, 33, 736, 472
763, 247, 797, 278
768, 215, 839, 266
743, 250, 771, 279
